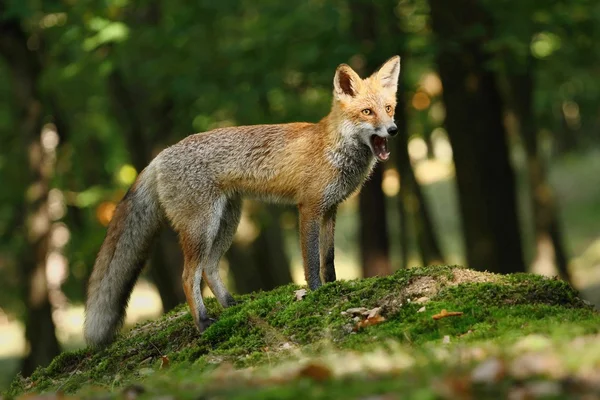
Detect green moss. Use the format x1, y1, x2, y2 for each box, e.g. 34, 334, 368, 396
5, 266, 599, 399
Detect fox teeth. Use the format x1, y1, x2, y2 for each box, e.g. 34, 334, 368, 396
371, 135, 390, 161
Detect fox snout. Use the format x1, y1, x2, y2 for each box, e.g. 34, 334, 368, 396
377, 122, 397, 138
387, 123, 398, 136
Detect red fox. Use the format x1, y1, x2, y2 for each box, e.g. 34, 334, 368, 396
84, 56, 401, 346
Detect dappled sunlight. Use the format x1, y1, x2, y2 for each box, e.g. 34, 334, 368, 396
411, 91, 431, 110
571, 237, 600, 288
419, 72, 443, 97
408, 137, 428, 162
125, 280, 163, 324
233, 206, 260, 246
0, 320, 25, 358
530, 234, 561, 278
117, 164, 137, 186
414, 159, 455, 185
562, 101, 581, 130
382, 168, 400, 197
96, 201, 116, 226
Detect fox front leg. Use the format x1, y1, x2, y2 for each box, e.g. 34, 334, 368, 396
299, 204, 322, 290
320, 207, 337, 283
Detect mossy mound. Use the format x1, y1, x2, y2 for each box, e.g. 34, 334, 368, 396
6, 266, 599, 399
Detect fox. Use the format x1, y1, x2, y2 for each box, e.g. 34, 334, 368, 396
84, 56, 401, 347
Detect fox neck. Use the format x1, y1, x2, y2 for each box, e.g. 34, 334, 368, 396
319, 106, 375, 171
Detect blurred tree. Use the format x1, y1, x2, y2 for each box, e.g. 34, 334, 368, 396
0, 11, 61, 375
429, 0, 526, 273
503, 55, 571, 281
483, 0, 575, 280
388, 7, 445, 268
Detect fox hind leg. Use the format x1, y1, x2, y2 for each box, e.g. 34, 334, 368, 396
178, 196, 228, 333
180, 231, 213, 332
203, 196, 242, 308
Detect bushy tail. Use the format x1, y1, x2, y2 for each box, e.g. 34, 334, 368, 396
84, 163, 162, 347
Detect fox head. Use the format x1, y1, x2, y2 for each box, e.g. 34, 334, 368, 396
332, 56, 401, 162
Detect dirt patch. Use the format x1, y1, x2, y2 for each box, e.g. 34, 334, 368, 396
404, 268, 498, 300
450, 268, 499, 285
403, 276, 444, 299
382, 267, 500, 314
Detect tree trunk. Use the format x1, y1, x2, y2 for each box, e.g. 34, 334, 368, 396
395, 117, 444, 268
506, 62, 571, 281
389, 33, 444, 268
429, 0, 526, 273
413, 176, 445, 265
252, 208, 294, 288
358, 166, 392, 277
350, 0, 392, 277
0, 15, 61, 375
21, 130, 60, 375
150, 229, 185, 311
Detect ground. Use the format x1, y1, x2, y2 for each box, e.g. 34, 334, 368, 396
5, 265, 600, 399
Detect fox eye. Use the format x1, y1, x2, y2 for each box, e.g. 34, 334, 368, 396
362, 109, 372, 116
385, 105, 393, 113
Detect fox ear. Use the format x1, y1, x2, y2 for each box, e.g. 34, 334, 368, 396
333, 64, 362, 98
374, 56, 401, 90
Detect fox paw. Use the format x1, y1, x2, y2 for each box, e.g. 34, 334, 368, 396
199, 317, 216, 333
226, 298, 240, 307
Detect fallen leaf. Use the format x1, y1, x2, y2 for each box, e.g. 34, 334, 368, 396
294, 289, 307, 301
296, 363, 332, 382
354, 315, 386, 331
443, 335, 451, 344
415, 296, 430, 304
432, 309, 464, 320
417, 306, 426, 313
160, 355, 170, 369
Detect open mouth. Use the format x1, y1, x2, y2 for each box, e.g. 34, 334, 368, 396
370, 135, 390, 161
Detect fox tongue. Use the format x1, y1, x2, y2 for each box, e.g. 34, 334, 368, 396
372, 136, 390, 161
